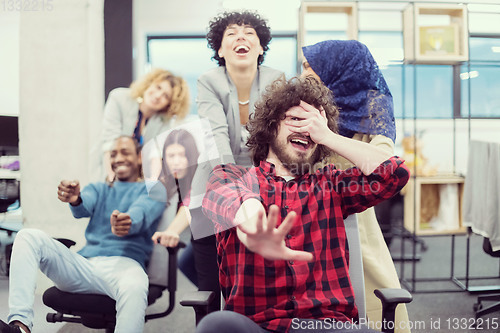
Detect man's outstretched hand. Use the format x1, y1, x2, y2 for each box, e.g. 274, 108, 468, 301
110, 210, 132, 237
57, 180, 81, 205
236, 203, 314, 262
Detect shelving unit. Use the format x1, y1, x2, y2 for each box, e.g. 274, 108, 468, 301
403, 3, 469, 64
400, 2, 471, 293
297, 1, 358, 62
403, 175, 466, 236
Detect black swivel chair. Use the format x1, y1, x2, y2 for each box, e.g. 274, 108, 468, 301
473, 237, 500, 319
43, 238, 185, 332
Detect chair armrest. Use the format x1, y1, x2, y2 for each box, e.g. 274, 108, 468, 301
55, 238, 76, 248
374, 288, 412, 333
166, 241, 186, 255
166, 241, 185, 292
145, 241, 186, 321
180, 291, 215, 326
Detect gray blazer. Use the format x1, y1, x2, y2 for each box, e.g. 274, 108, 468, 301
189, 66, 283, 209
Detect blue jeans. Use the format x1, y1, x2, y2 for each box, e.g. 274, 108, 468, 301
178, 241, 198, 286
8, 229, 148, 333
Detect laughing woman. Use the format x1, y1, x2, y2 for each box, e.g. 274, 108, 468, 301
189, 10, 283, 313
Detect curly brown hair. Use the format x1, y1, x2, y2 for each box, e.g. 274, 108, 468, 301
129, 68, 190, 121
246, 76, 339, 166
206, 10, 272, 67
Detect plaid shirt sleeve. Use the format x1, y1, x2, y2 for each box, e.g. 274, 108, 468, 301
202, 164, 261, 230
328, 156, 410, 218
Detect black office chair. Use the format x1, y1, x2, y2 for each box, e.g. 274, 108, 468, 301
43, 238, 185, 332
473, 237, 500, 319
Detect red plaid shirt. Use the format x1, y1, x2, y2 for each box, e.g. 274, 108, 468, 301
202, 156, 409, 333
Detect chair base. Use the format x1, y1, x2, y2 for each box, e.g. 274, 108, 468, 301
474, 294, 500, 319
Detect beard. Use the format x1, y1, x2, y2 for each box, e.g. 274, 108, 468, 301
270, 136, 321, 176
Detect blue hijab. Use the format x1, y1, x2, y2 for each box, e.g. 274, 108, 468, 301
302, 40, 396, 142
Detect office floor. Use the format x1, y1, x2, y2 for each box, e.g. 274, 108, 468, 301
1, 230, 500, 332
392, 233, 500, 333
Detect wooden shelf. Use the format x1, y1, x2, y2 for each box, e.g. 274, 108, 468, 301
403, 175, 466, 235
297, 1, 358, 61
0, 169, 20, 180
403, 3, 468, 64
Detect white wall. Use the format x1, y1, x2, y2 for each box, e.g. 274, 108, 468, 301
0, 11, 20, 116
19, 0, 104, 246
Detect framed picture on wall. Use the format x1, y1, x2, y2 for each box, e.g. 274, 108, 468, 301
419, 24, 460, 57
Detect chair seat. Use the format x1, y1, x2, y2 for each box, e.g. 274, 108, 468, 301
43, 285, 165, 316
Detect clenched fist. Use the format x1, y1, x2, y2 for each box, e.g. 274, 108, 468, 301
110, 210, 132, 237
58, 180, 81, 205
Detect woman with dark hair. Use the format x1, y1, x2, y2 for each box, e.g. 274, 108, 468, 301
158, 129, 200, 207
301, 40, 410, 332
151, 129, 200, 286
189, 10, 284, 313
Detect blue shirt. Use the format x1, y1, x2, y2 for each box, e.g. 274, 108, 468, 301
70, 181, 165, 269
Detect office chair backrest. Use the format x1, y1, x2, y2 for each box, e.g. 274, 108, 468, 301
344, 214, 366, 320
483, 237, 500, 258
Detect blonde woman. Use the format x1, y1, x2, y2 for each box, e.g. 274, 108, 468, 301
101, 68, 190, 182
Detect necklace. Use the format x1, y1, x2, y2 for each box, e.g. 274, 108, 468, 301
238, 100, 250, 105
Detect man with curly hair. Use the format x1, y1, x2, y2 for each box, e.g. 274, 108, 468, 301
198, 77, 410, 333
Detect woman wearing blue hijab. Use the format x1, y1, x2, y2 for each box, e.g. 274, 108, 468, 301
302, 39, 396, 141
302, 40, 410, 333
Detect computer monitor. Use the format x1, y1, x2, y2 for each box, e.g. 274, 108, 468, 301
0, 115, 19, 155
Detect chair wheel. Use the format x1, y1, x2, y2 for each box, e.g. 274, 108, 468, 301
473, 302, 482, 312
